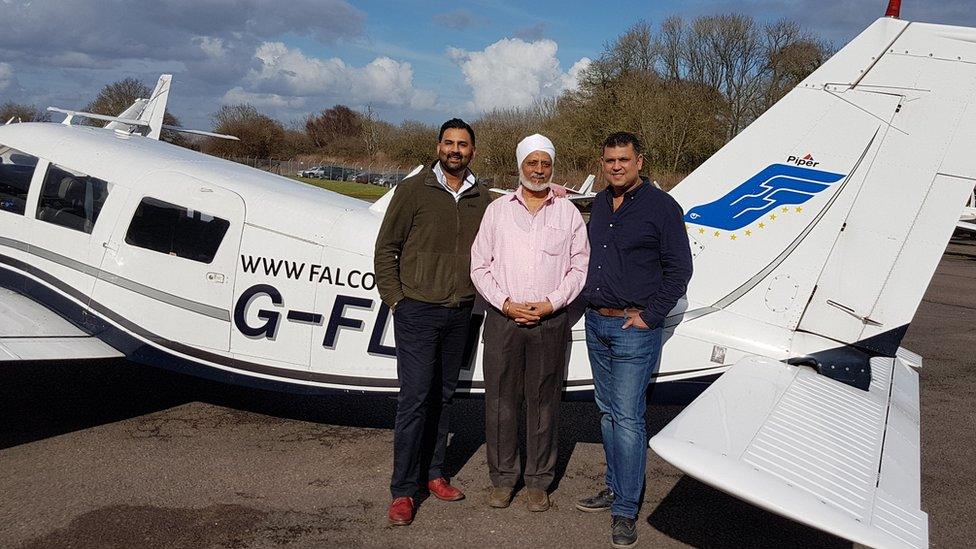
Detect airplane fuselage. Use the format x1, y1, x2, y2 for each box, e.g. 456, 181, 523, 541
0, 122, 871, 396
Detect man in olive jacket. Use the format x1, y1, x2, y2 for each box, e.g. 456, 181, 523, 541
374, 118, 492, 526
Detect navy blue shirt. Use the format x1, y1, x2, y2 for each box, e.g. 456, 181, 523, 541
584, 178, 694, 328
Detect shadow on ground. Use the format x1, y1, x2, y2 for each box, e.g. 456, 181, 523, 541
648, 476, 851, 548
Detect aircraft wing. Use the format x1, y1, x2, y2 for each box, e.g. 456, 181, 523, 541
650, 356, 926, 549
0, 287, 123, 361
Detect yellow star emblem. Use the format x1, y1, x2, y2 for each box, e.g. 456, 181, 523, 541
698, 227, 705, 234
795, 206, 803, 213
730, 233, 737, 240
745, 230, 752, 236
781, 207, 789, 213
770, 214, 777, 220
758, 222, 766, 229
713, 231, 721, 237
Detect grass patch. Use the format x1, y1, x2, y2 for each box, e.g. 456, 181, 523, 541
289, 176, 390, 201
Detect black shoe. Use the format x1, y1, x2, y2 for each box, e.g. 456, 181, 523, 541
611, 515, 637, 548
576, 488, 615, 512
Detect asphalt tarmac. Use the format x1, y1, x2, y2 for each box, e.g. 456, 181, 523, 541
1, 238, 974, 549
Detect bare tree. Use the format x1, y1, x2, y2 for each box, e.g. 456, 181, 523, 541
204, 103, 287, 159
0, 102, 51, 123
760, 20, 832, 112
305, 105, 362, 150
584, 21, 658, 88
386, 120, 436, 166
361, 105, 380, 158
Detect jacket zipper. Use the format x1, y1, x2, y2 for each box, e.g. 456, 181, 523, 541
451, 194, 462, 307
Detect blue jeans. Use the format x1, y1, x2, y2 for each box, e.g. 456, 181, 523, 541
585, 309, 662, 519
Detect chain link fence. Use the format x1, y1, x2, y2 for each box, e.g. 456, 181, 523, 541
224, 157, 419, 188
221, 156, 684, 193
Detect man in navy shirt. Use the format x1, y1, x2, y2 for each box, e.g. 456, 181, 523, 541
575, 132, 693, 548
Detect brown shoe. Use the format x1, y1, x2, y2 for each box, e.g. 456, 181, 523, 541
427, 478, 465, 501
526, 488, 550, 512
388, 496, 414, 526
488, 486, 515, 508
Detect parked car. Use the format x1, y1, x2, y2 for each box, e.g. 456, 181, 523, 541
377, 172, 407, 188
298, 166, 326, 178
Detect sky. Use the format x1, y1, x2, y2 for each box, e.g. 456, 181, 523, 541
1, 0, 973, 129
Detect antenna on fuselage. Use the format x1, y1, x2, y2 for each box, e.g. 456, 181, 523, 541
885, 0, 901, 18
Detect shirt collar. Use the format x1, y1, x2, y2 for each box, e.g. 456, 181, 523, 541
603, 177, 648, 204
433, 161, 476, 190
512, 185, 555, 208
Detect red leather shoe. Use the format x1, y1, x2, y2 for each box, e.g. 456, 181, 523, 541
388, 496, 414, 526
428, 478, 465, 501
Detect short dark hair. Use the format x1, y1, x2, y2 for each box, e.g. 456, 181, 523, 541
438, 118, 476, 146
602, 131, 643, 155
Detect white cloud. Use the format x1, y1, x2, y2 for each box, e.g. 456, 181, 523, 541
449, 38, 590, 112
561, 57, 592, 92
0, 63, 12, 91
238, 42, 437, 110
197, 37, 227, 60
222, 87, 307, 110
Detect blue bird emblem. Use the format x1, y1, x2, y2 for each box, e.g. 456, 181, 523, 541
684, 164, 845, 231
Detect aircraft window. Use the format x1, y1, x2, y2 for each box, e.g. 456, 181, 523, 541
35, 164, 111, 234
124, 197, 230, 264
0, 145, 39, 215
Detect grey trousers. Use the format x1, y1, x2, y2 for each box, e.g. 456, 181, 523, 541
482, 306, 569, 491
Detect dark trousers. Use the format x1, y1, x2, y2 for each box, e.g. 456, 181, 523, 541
390, 298, 472, 498
482, 307, 569, 491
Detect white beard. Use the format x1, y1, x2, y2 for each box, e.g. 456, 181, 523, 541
519, 173, 551, 192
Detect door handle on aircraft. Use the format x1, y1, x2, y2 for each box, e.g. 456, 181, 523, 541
102, 241, 118, 252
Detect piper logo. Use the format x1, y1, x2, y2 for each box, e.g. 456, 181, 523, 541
787, 153, 819, 167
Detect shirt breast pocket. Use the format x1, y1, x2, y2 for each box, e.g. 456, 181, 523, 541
541, 225, 570, 256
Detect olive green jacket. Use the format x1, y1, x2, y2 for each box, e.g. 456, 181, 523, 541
374, 165, 492, 308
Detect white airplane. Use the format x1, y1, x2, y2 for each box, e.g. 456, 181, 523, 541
0, 5, 971, 547
490, 173, 598, 201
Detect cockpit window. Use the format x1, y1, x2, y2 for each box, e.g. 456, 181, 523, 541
0, 145, 39, 215
36, 164, 111, 234
124, 197, 230, 264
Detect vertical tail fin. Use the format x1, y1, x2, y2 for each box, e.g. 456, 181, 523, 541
577, 174, 595, 195
104, 74, 171, 139
674, 18, 976, 356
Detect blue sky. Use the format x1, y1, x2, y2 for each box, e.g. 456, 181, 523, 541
0, 1, 973, 129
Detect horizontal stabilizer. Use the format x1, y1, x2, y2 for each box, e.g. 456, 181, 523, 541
48, 107, 148, 128
650, 356, 926, 549
0, 287, 122, 361
161, 125, 239, 141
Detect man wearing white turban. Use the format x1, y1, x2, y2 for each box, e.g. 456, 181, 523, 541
470, 133, 590, 511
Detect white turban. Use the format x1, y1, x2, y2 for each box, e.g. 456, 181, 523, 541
516, 133, 556, 171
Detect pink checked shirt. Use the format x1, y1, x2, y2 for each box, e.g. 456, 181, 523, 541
470, 188, 590, 311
